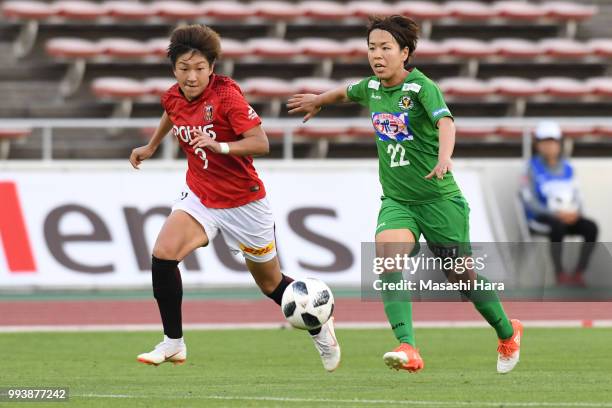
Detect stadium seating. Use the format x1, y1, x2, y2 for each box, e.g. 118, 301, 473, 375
43, 36, 612, 64
86, 74, 612, 103
3, 1, 596, 22
1, 0, 610, 159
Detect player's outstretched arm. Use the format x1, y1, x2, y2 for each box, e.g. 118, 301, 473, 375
425, 117, 456, 180
287, 85, 349, 123
129, 111, 173, 169
190, 125, 269, 157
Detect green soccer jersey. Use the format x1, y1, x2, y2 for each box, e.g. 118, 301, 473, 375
347, 68, 461, 204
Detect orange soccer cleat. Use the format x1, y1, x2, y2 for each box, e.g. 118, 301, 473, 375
497, 318, 523, 374
383, 343, 424, 373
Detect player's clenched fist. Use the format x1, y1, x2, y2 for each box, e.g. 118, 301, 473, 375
287, 94, 322, 123
130, 144, 156, 169
189, 128, 222, 153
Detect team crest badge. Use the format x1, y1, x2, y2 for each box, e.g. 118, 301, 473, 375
204, 104, 214, 122
398, 95, 413, 111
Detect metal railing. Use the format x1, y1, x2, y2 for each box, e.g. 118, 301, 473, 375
0, 117, 611, 161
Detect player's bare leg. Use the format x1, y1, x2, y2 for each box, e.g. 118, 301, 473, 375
246, 256, 283, 295
137, 210, 208, 366
377, 229, 424, 372
247, 257, 341, 372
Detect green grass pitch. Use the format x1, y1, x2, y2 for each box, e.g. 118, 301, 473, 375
1, 328, 611, 407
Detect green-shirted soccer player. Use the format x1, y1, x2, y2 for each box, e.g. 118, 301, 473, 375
288, 15, 523, 374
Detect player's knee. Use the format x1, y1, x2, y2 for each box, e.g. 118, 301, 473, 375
152, 241, 180, 261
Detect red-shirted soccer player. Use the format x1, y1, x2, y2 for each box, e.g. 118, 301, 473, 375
129, 24, 340, 371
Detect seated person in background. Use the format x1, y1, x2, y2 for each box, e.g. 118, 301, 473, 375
521, 121, 598, 286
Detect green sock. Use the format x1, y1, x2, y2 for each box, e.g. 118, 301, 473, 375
463, 274, 514, 339
380, 271, 415, 346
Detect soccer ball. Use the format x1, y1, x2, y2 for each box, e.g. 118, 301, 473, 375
281, 278, 335, 330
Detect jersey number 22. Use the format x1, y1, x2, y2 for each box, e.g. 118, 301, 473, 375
387, 144, 410, 168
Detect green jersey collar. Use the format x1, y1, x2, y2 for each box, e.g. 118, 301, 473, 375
378, 68, 420, 92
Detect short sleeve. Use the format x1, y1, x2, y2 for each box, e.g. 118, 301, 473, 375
160, 87, 175, 114
160, 91, 170, 113
223, 88, 262, 135
418, 80, 453, 126
346, 77, 370, 106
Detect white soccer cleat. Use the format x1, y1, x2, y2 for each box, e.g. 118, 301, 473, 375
497, 319, 523, 374
311, 317, 341, 372
137, 337, 187, 366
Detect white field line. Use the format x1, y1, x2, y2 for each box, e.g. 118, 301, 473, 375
75, 394, 612, 407
1, 320, 612, 333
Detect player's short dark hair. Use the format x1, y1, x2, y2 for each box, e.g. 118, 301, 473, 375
367, 15, 419, 65
167, 24, 221, 67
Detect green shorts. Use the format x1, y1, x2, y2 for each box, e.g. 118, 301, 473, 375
376, 195, 472, 257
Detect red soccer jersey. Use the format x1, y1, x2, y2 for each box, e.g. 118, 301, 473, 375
161, 74, 266, 208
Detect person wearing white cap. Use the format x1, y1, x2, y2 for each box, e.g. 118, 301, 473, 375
521, 121, 598, 286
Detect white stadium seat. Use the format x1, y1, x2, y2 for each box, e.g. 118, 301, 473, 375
299, 1, 353, 20
395, 1, 450, 20
594, 125, 612, 138
489, 77, 543, 98
347, 124, 375, 138
247, 38, 299, 58
55, 0, 107, 20
292, 77, 338, 94
46, 38, 102, 58
443, 38, 496, 58
153, 1, 203, 19
537, 77, 590, 98
493, 1, 546, 21
252, 1, 304, 20
142, 77, 177, 96
344, 38, 368, 58
220, 38, 252, 59
585, 77, 612, 97
147, 38, 171, 58
240, 77, 296, 98
201, 1, 255, 19
2, 1, 57, 19
347, 1, 395, 18
295, 38, 348, 58
413, 39, 448, 59
587, 38, 612, 58
438, 77, 494, 97
102, 1, 156, 19
455, 124, 498, 138
538, 38, 591, 59
491, 38, 542, 58
445, 1, 497, 20
99, 38, 152, 58
496, 125, 525, 138
558, 124, 595, 138
91, 77, 148, 98
542, 2, 597, 21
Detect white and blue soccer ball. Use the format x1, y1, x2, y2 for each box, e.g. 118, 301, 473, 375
281, 278, 335, 330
